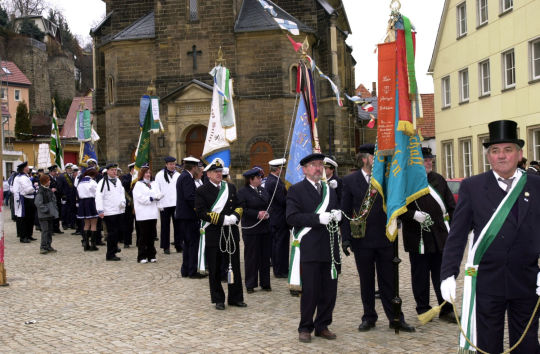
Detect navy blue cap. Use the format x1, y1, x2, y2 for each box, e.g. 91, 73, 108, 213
105, 163, 118, 169
243, 167, 262, 178
299, 153, 326, 166
164, 156, 177, 163
357, 144, 375, 155
48, 165, 58, 172
141, 163, 150, 169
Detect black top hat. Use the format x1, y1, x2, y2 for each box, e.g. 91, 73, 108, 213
357, 144, 375, 155
300, 153, 326, 166
422, 147, 434, 158
483, 120, 524, 148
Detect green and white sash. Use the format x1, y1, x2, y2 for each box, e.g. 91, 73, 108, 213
459, 173, 526, 353
428, 184, 450, 232
288, 181, 330, 290
197, 182, 228, 273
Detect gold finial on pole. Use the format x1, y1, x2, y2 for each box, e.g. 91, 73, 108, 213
215, 46, 226, 66
51, 97, 55, 106
301, 37, 310, 59
79, 100, 85, 110
146, 79, 156, 96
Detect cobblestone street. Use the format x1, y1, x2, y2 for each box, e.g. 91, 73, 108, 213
0, 210, 473, 353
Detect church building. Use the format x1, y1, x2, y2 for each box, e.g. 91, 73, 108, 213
91, 0, 357, 178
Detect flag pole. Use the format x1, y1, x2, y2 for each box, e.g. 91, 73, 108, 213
0, 118, 7, 286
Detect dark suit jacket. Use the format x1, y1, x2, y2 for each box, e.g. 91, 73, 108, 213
400, 171, 456, 253
286, 178, 340, 263
195, 181, 241, 247
237, 185, 270, 235
340, 170, 391, 250
264, 173, 287, 227
57, 172, 77, 204
328, 174, 343, 205
441, 171, 540, 299
176, 170, 197, 220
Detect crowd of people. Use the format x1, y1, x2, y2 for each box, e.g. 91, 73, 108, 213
4, 119, 539, 351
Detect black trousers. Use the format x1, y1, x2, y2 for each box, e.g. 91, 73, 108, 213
353, 246, 402, 324
243, 232, 271, 289
159, 206, 182, 250
408, 252, 451, 315
121, 208, 135, 246
205, 230, 243, 304
179, 219, 199, 277
104, 214, 122, 259
271, 223, 290, 277
476, 293, 539, 354
136, 219, 157, 261
298, 261, 337, 333
61, 202, 77, 227
39, 219, 53, 250
20, 197, 36, 239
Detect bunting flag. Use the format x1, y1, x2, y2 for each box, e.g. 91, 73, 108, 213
75, 109, 92, 142
139, 95, 163, 133
274, 18, 299, 35
202, 65, 237, 167
285, 96, 312, 187
50, 104, 64, 169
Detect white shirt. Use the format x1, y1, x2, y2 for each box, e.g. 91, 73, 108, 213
77, 178, 98, 199
492, 169, 522, 192
154, 168, 180, 208
361, 169, 371, 184
133, 180, 161, 221
95, 178, 126, 216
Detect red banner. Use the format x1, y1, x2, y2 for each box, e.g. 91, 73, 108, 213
396, 30, 416, 136
377, 41, 397, 154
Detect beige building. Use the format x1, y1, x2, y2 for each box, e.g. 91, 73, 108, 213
429, 0, 540, 178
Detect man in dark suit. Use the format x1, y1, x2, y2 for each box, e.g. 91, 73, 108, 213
286, 153, 341, 343
47, 165, 64, 234
195, 158, 246, 310
441, 120, 540, 353
265, 158, 289, 279
340, 144, 415, 333
400, 147, 456, 322
176, 156, 205, 279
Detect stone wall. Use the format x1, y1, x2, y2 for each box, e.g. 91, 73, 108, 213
48, 55, 75, 103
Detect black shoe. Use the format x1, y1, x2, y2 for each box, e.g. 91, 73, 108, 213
46, 247, 57, 253
176, 248, 182, 253
439, 311, 458, 324
96, 241, 105, 246
290, 290, 300, 297
389, 321, 415, 332
106, 256, 121, 261
124, 244, 130, 249
358, 320, 376, 332
29, 236, 37, 241
188, 273, 206, 279
261, 286, 272, 291
20, 238, 30, 243
228, 301, 247, 308
215, 303, 225, 310
246, 288, 254, 294
164, 249, 170, 254
40, 248, 48, 254
116, 248, 121, 253
275, 274, 288, 279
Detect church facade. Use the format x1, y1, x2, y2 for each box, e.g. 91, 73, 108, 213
91, 0, 357, 179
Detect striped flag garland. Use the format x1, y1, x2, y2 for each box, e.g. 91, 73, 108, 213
274, 18, 299, 35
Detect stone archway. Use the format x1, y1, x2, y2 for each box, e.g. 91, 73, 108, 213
249, 141, 273, 176
185, 125, 207, 159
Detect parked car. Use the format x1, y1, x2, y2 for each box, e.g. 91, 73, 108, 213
446, 178, 464, 203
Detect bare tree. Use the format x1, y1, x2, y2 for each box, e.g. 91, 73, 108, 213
2, 0, 48, 17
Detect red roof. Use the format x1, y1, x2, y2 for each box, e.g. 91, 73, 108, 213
61, 96, 93, 138
355, 84, 372, 98
0, 61, 31, 86
418, 94, 435, 138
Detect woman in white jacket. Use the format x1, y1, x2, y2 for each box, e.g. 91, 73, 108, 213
77, 167, 99, 251
133, 165, 163, 264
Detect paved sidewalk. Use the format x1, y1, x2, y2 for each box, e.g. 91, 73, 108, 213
0, 210, 475, 353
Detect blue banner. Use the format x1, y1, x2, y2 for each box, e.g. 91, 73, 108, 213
81, 141, 98, 164
205, 149, 231, 168
285, 96, 312, 187
139, 95, 151, 128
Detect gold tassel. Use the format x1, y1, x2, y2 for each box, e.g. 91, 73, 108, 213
417, 301, 446, 325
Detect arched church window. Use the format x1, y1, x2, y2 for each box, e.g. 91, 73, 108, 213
290, 64, 298, 93
107, 75, 115, 105
189, 0, 198, 22
250, 141, 273, 176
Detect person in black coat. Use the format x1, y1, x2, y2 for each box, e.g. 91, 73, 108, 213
47, 165, 64, 234
441, 120, 540, 353
340, 144, 415, 333
238, 167, 272, 293
264, 158, 289, 278
176, 157, 205, 278
120, 163, 136, 247
195, 158, 246, 311
286, 153, 341, 343
399, 147, 456, 322
324, 156, 343, 204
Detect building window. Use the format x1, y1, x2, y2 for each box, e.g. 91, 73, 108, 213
107, 76, 115, 105
0, 88, 6, 100
530, 38, 540, 81
441, 76, 451, 108
502, 49, 516, 89
477, 0, 488, 26
290, 64, 298, 94
5, 162, 12, 174
189, 0, 199, 22
533, 128, 540, 160
500, 0, 513, 14
443, 141, 454, 178
459, 69, 469, 102
14, 89, 20, 101
479, 59, 491, 96
457, 2, 467, 38
479, 136, 491, 172
460, 139, 472, 177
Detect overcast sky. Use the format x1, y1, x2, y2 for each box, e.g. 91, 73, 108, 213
56, 0, 444, 93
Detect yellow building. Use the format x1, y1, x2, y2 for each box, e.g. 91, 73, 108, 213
429, 0, 540, 178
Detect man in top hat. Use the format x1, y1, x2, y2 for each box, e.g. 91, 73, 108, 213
341, 144, 415, 333
96, 163, 126, 261
324, 156, 343, 204
155, 156, 182, 254
12, 161, 37, 243
120, 162, 136, 248
441, 120, 540, 353
176, 156, 205, 278
47, 165, 64, 234
195, 158, 246, 310
265, 158, 289, 279
286, 153, 341, 343
399, 147, 456, 323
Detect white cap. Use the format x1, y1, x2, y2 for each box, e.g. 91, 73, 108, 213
203, 158, 224, 172
87, 158, 97, 164
128, 162, 135, 168
64, 163, 73, 169
183, 156, 200, 163
269, 158, 286, 167
72, 165, 79, 171
222, 167, 229, 176
324, 157, 338, 168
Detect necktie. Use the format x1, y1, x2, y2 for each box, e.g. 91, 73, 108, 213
315, 182, 322, 195
366, 174, 371, 183
498, 177, 515, 192
110, 178, 117, 186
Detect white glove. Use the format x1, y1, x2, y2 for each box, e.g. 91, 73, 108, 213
319, 212, 331, 225
441, 276, 456, 304
330, 209, 342, 222
229, 215, 238, 224
154, 192, 164, 201
413, 211, 429, 223
223, 215, 233, 226
536, 272, 540, 296
328, 179, 338, 189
